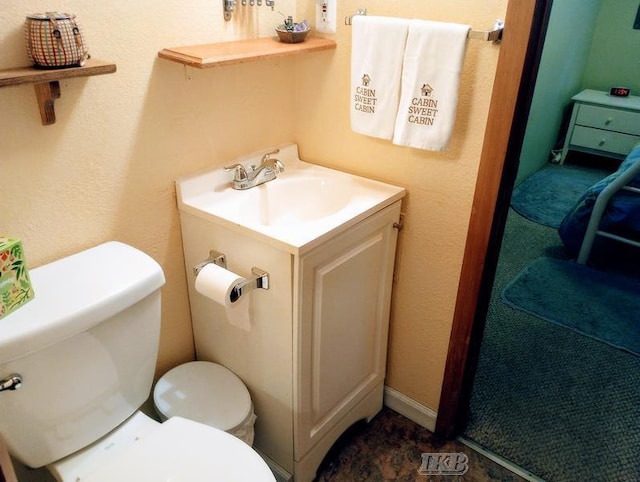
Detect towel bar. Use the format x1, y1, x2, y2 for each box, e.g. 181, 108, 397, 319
344, 9, 504, 43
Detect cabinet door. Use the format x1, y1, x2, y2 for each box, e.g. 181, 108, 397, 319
294, 202, 401, 459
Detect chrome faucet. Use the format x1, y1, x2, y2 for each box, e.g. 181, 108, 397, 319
224, 149, 284, 190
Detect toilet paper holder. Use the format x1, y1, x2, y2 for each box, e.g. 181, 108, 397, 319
193, 250, 269, 302
193, 250, 228, 275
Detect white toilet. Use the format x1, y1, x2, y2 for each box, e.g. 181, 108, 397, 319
0, 241, 275, 481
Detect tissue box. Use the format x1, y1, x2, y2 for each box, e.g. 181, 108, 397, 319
0, 238, 34, 320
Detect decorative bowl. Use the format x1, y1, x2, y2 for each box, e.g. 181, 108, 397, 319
275, 26, 310, 44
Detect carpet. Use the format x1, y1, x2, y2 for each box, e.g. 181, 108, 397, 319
502, 256, 640, 356
466, 210, 640, 482
511, 164, 609, 228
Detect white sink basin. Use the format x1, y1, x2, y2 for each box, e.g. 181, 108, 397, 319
217, 174, 353, 227
176, 144, 406, 253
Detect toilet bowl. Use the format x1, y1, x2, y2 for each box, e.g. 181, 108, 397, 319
153, 360, 257, 445
0, 242, 275, 481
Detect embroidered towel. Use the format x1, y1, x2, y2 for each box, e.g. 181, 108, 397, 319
351, 16, 409, 140
393, 20, 470, 151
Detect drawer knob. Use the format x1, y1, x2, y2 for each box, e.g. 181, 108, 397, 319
605, 118, 612, 125
599, 139, 607, 146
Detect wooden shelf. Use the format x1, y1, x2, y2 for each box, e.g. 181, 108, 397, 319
158, 36, 336, 69
0, 59, 116, 125
0, 59, 116, 88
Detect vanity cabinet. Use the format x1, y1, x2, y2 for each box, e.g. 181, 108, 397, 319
560, 89, 640, 164
179, 201, 401, 481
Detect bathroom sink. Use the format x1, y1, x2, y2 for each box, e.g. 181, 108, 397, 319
212, 174, 353, 227
176, 144, 406, 253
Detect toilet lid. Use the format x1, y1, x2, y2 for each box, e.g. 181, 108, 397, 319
153, 361, 252, 431
83, 417, 275, 482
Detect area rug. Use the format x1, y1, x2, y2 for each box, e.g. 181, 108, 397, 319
511, 164, 609, 228
502, 257, 640, 356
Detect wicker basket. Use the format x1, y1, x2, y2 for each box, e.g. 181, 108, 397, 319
25, 12, 89, 68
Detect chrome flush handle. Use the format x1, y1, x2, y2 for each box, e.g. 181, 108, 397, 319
0, 374, 23, 392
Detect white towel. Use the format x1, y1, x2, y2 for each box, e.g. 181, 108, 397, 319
350, 16, 409, 140
393, 20, 470, 151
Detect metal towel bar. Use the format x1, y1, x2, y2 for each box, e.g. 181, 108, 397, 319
344, 9, 504, 43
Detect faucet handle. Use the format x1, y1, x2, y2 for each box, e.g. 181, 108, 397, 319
224, 163, 248, 181
260, 148, 280, 164
269, 159, 285, 173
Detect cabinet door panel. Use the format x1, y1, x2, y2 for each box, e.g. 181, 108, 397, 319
312, 232, 383, 418
295, 202, 400, 459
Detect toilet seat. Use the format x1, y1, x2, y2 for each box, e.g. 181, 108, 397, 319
82, 417, 275, 481
153, 361, 253, 432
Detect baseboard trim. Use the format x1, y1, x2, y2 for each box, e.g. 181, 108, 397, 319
383, 386, 438, 432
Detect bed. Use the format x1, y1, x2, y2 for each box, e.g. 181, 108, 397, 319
558, 144, 640, 265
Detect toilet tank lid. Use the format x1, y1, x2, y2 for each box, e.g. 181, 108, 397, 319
0, 241, 165, 365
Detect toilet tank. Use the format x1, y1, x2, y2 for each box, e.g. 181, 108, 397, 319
0, 242, 165, 468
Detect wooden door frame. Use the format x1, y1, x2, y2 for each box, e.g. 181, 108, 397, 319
436, 0, 553, 438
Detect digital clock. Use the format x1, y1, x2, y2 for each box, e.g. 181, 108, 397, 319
609, 86, 631, 97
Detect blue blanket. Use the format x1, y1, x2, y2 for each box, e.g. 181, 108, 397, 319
559, 146, 640, 257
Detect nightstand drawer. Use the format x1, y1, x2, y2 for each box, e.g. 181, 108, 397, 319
576, 104, 640, 135
571, 125, 640, 156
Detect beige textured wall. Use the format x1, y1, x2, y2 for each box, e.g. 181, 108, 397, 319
294, 0, 507, 409
1, 0, 507, 413
0, 0, 298, 376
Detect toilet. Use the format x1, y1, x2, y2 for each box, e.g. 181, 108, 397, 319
153, 360, 257, 446
0, 241, 274, 481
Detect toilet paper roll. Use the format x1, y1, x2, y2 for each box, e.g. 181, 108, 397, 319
194, 263, 251, 331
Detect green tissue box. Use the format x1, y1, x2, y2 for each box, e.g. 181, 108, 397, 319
0, 238, 34, 320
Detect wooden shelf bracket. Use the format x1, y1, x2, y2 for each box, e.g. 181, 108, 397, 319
34, 81, 61, 125
0, 59, 116, 125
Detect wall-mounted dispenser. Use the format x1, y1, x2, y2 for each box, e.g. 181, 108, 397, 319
315, 0, 336, 33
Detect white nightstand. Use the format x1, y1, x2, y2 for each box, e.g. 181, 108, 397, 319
559, 89, 640, 164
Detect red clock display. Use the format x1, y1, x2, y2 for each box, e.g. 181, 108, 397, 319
609, 87, 631, 97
